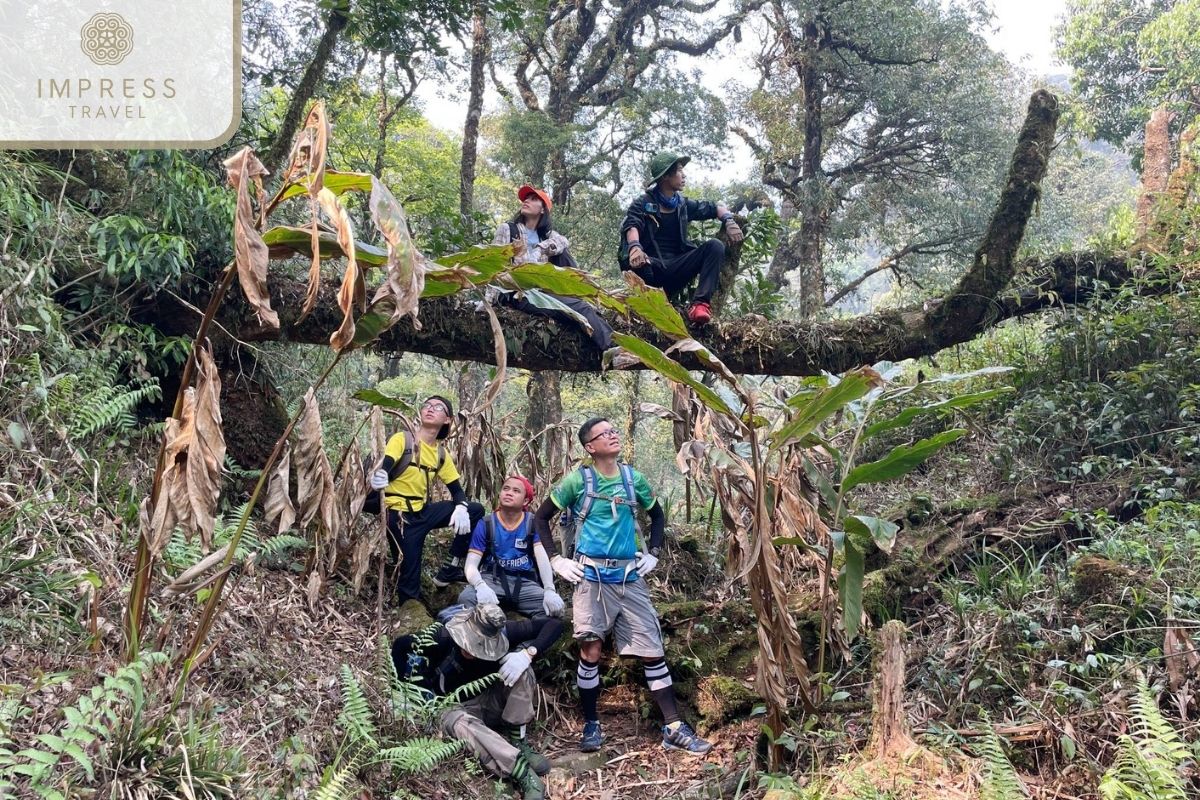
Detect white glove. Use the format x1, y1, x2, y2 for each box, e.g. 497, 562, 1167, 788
551, 555, 585, 585
473, 581, 499, 606
370, 468, 389, 490
542, 589, 564, 617
450, 504, 471, 535
498, 650, 532, 687
635, 551, 658, 578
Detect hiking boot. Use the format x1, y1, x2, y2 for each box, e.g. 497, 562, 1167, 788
662, 721, 712, 755
432, 561, 465, 587
686, 301, 712, 325
508, 733, 550, 775
511, 755, 546, 800
579, 719, 604, 752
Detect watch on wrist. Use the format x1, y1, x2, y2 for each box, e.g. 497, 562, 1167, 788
649, 546, 662, 558
524, 646, 538, 659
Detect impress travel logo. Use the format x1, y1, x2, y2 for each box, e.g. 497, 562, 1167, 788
0, 1, 241, 148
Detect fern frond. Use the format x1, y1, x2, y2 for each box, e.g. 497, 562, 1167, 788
1099, 678, 1188, 800
337, 665, 377, 747
313, 745, 369, 800
375, 737, 462, 773
443, 672, 500, 706
977, 724, 1028, 800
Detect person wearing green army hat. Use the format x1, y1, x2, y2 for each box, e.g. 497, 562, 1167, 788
618, 151, 744, 325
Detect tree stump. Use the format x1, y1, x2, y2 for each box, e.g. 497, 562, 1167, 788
865, 620, 916, 759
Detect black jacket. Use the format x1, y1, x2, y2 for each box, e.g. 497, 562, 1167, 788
619, 192, 720, 267
391, 617, 563, 697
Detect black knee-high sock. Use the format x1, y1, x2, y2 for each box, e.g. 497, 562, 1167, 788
643, 658, 680, 725
576, 657, 601, 722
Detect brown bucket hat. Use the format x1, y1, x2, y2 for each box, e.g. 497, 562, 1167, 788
446, 603, 509, 661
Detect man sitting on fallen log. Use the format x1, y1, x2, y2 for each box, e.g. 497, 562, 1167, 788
619, 152, 744, 326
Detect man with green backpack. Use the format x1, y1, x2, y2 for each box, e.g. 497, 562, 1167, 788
531, 417, 713, 756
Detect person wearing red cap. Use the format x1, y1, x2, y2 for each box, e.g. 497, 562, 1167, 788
491, 186, 614, 351
458, 475, 565, 619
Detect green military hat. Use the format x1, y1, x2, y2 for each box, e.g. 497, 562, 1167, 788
644, 152, 690, 191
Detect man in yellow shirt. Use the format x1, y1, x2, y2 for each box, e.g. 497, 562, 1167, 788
370, 395, 485, 603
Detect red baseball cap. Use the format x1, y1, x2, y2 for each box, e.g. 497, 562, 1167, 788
517, 185, 552, 212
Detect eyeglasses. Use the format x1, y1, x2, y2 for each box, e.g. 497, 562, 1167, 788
421, 401, 448, 414
584, 428, 619, 444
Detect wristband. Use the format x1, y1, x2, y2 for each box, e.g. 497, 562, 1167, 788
720, 214, 734, 223
628, 242, 644, 251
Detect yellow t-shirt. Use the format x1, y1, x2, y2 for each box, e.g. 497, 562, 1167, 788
382, 433, 460, 512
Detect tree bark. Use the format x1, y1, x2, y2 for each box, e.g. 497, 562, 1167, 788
459, 0, 488, 217
146, 92, 1112, 380
263, 2, 349, 176
865, 621, 914, 758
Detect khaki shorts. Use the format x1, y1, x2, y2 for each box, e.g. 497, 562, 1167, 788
572, 577, 664, 658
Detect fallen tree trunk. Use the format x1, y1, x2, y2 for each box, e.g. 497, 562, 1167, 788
142, 91, 1159, 379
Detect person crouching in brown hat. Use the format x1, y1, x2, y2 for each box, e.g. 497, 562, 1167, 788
391, 604, 563, 799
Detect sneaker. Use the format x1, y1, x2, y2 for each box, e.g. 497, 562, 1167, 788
579, 720, 604, 752
662, 721, 712, 755
508, 734, 550, 776
432, 561, 465, 587
511, 755, 546, 800
686, 301, 712, 325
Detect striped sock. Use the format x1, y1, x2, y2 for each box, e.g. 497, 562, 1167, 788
576, 657, 601, 721
643, 658, 680, 725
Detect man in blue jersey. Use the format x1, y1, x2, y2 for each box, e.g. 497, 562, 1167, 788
532, 417, 712, 756
458, 475, 565, 619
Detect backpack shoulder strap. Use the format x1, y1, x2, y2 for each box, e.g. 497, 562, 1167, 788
575, 465, 597, 521
484, 514, 496, 551
389, 429, 416, 479
508, 221, 520, 243
435, 442, 446, 474
619, 463, 636, 504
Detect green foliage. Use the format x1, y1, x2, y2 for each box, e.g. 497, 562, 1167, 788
1056, 0, 1196, 161
1099, 678, 1190, 800
162, 505, 307, 576
316, 656, 471, 799
2, 652, 239, 799
976, 723, 1029, 799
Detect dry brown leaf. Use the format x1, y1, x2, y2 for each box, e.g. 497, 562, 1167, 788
369, 407, 386, 461
319, 188, 365, 352
265, 444, 297, 535
1165, 620, 1200, 691
187, 346, 225, 548
338, 445, 367, 523
466, 302, 507, 416
350, 532, 374, 595
223, 147, 278, 330
285, 103, 331, 324
369, 176, 426, 330
146, 392, 197, 554
306, 570, 322, 612
294, 388, 336, 537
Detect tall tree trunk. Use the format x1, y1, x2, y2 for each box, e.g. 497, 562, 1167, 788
525, 370, 567, 486
263, 2, 349, 176
459, 0, 488, 217
794, 19, 828, 317
374, 55, 390, 178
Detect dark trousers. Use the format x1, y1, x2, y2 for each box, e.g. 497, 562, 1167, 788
633, 239, 724, 303
387, 500, 485, 602
503, 293, 613, 350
